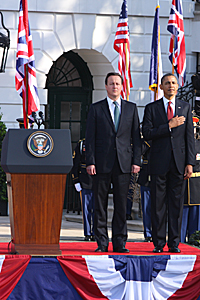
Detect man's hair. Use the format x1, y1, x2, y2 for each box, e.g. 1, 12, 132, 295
105, 72, 123, 85
161, 73, 178, 85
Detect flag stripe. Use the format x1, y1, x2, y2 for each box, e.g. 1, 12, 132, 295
0, 255, 31, 300
113, 0, 133, 100
168, 255, 200, 299
58, 256, 108, 300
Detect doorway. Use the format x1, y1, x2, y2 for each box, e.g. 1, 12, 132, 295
45, 50, 93, 212
46, 50, 93, 150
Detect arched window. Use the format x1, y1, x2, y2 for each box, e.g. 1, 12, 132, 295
45, 51, 93, 150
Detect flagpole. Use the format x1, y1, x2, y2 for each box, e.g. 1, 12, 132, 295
154, 91, 157, 101
172, 35, 175, 74
125, 43, 129, 101
25, 64, 29, 128
154, 4, 159, 102
24, 0, 29, 129
156, 24, 160, 101
150, 4, 162, 102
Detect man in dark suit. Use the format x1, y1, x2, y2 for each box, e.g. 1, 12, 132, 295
85, 72, 141, 253
142, 73, 195, 253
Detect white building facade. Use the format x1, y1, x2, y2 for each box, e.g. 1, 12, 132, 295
0, 0, 200, 137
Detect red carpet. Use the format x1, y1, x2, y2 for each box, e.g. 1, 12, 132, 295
1, 242, 200, 256
60, 242, 200, 255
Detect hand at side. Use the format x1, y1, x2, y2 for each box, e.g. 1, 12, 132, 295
184, 164, 193, 180
86, 165, 96, 175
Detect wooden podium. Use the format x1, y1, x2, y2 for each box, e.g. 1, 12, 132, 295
1, 129, 73, 255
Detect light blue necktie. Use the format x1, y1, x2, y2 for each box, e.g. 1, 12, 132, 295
113, 101, 120, 131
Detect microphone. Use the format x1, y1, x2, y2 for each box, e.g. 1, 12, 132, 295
32, 111, 37, 122
38, 111, 44, 123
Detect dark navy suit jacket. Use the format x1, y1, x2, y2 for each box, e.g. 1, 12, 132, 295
142, 98, 195, 175
85, 98, 141, 173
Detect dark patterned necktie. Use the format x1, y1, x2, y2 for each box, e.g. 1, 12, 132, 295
167, 101, 173, 120
113, 101, 120, 131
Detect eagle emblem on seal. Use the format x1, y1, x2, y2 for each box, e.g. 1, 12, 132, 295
27, 131, 54, 157
33, 137, 48, 154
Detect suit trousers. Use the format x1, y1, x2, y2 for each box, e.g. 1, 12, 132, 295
151, 154, 185, 248
93, 157, 131, 250
80, 189, 94, 236
126, 197, 133, 216
140, 186, 152, 238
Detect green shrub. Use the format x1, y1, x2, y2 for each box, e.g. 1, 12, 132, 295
188, 231, 200, 247
0, 112, 7, 201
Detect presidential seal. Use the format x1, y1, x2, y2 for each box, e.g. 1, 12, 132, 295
27, 131, 54, 157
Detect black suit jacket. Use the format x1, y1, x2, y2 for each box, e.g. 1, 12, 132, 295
137, 140, 151, 186
71, 139, 93, 189
142, 98, 195, 175
85, 98, 141, 173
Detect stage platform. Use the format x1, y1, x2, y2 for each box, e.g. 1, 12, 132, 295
1, 241, 200, 256
0, 242, 200, 300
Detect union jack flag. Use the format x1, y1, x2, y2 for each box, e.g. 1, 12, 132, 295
114, 0, 133, 100
167, 0, 186, 87
15, 0, 40, 128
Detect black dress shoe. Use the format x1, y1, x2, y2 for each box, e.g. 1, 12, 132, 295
168, 246, 181, 253
126, 214, 132, 220
90, 235, 96, 241
153, 246, 163, 253
144, 237, 152, 242
113, 247, 129, 253
95, 246, 108, 252
84, 235, 90, 241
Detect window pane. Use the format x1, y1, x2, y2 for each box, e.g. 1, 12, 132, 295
68, 78, 82, 87
46, 56, 82, 88
71, 102, 81, 121
71, 123, 80, 142
61, 102, 70, 120
60, 122, 69, 129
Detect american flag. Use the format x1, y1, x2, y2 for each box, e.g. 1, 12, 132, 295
149, 5, 163, 101
15, 0, 40, 128
167, 0, 186, 87
114, 0, 133, 100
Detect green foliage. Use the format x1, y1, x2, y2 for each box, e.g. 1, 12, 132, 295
0, 112, 7, 201
188, 230, 200, 247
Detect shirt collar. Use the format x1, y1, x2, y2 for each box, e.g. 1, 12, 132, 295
163, 96, 175, 106
107, 96, 121, 107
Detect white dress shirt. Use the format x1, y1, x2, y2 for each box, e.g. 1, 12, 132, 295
163, 96, 175, 117
107, 96, 121, 125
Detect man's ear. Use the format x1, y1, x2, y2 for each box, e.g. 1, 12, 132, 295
159, 84, 163, 91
